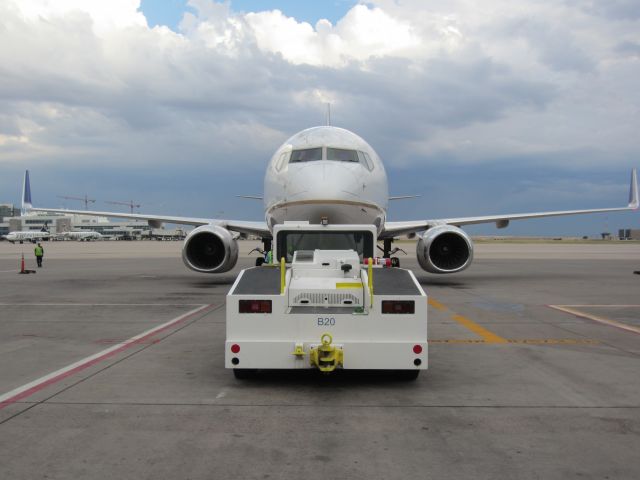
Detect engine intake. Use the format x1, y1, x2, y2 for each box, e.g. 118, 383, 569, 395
417, 225, 473, 274
182, 225, 238, 273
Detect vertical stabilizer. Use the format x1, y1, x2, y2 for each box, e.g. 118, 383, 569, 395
629, 168, 639, 209
22, 170, 32, 215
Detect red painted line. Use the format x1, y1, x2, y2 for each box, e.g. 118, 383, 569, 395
0, 303, 217, 410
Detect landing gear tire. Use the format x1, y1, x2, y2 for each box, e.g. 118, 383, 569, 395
391, 257, 400, 268
396, 370, 420, 381
233, 368, 258, 379
255, 258, 265, 267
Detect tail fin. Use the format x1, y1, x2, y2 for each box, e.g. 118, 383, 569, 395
21, 170, 32, 215
41, 221, 49, 233
629, 168, 639, 209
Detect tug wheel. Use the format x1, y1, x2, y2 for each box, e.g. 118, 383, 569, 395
391, 257, 400, 268
255, 258, 265, 267
395, 370, 419, 381
233, 368, 258, 379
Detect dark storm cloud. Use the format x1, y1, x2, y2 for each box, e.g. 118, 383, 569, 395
574, 0, 640, 20
499, 18, 596, 73
0, 0, 638, 236
615, 41, 640, 58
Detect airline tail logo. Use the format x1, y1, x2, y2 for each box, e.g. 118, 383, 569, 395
22, 170, 32, 214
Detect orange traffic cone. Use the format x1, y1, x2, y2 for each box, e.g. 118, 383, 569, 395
18, 253, 35, 274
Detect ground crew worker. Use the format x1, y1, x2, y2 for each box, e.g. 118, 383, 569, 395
265, 250, 273, 264
34, 242, 44, 267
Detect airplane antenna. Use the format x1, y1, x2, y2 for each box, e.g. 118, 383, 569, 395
326, 102, 331, 126
105, 200, 141, 214
57, 194, 96, 210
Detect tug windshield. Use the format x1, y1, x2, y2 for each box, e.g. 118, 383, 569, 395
276, 230, 375, 263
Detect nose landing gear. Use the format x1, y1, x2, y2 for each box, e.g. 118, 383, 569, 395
379, 238, 406, 267
250, 237, 273, 266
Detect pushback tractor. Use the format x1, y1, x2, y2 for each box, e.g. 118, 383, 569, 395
225, 223, 428, 379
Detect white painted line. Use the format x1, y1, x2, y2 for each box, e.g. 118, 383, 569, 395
0, 303, 206, 306
552, 305, 640, 308
0, 304, 216, 410
549, 305, 640, 335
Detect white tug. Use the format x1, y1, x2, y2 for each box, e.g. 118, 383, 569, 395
225, 222, 428, 379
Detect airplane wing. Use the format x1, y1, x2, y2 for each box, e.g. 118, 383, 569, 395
29, 207, 270, 238
381, 168, 638, 238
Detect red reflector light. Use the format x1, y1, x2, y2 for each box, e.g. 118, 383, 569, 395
381, 300, 415, 314
239, 299, 272, 314
231, 344, 240, 353
413, 344, 422, 354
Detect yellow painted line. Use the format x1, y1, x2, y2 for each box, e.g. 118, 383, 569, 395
428, 338, 599, 345
428, 298, 448, 311
549, 305, 640, 336
507, 339, 599, 345
335, 282, 362, 289
450, 314, 508, 344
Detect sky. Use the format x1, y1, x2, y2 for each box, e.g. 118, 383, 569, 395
0, 0, 639, 236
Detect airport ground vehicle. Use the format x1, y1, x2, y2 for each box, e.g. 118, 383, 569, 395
225, 223, 428, 379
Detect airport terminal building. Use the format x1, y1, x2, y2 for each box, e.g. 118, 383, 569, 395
1, 206, 154, 240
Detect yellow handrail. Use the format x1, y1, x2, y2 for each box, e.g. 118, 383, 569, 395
280, 256, 286, 294
368, 257, 373, 307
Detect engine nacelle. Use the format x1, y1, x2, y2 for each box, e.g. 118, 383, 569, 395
182, 225, 238, 273
416, 225, 474, 274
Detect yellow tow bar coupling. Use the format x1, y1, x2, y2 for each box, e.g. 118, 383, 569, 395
309, 333, 343, 373
292, 343, 305, 357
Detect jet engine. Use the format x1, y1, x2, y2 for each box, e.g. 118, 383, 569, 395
416, 225, 473, 274
182, 225, 239, 273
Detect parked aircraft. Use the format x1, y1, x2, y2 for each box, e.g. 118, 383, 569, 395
30, 126, 638, 273
56, 229, 103, 241
3, 223, 51, 244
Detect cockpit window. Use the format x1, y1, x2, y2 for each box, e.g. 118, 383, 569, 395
326, 148, 359, 163
275, 152, 289, 171
290, 148, 323, 163
358, 151, 374, 171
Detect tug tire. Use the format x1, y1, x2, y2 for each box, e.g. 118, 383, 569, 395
395, 370, 420, 381
233, 369, 258, 379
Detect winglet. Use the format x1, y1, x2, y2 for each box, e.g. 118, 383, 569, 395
21, 170, 32, 215
630, 168, 639, 209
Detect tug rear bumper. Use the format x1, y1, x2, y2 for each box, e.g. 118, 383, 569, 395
225, 339, 427, 371
226, 263, 428, 374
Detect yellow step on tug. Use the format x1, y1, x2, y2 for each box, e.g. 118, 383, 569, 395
225, 223, 427, 380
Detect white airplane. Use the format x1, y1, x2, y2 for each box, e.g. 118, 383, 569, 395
56, 230, 102, 241
30, 126, 638, 274
3, 227, 51, 244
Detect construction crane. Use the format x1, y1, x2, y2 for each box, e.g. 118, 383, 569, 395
105, 200, 141, 213
57, 194, 96, 210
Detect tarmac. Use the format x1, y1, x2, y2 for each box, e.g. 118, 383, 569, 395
0, 240, 639, 479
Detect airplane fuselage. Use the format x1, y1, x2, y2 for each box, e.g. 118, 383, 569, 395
3, 231, 50, 243
263, 127, 389, 233
59, 231, 102, 241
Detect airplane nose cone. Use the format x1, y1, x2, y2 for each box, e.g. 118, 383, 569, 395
288, 162, 362, 200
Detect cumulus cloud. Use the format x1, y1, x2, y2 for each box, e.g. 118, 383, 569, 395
0, 0, 638, 182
